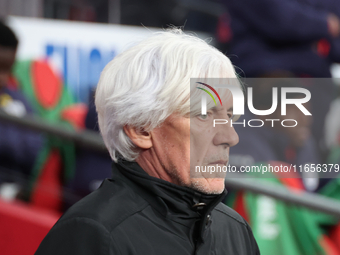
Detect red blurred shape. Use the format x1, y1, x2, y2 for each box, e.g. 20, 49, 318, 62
32, 61, 62, 109
234, 191, 249, 223
0, 198, 60, 255
31, 150, 62, 211
319, 234, 339, 255
269, 161, 304, 192
61, 103, 88, 130
317, 39, 331, 57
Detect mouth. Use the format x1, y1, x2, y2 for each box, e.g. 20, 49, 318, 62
209, 160, 228, 165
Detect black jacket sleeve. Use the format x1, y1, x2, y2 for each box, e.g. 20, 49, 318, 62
35, 217, 113, 255
246, 223, 261, 255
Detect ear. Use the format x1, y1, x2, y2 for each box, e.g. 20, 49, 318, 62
123, 125, 153, 149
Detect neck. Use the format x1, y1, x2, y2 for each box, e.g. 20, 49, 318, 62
136, 149, 180, 185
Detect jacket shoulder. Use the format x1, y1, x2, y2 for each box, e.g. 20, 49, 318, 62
213, 203, 261, 255
35, 217, 113, 255
213, 202, 248, 227
36, 178, 144, 254
59, 178, 149, 232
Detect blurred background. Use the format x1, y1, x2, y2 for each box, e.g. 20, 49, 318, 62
1, 0, 340, 254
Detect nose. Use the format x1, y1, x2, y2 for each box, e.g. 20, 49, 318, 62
213, 120, 239, 148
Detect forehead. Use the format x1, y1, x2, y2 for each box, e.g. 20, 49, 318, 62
212, 83, 240, 106
189, 78, 241, 114
218, 87, 234, 101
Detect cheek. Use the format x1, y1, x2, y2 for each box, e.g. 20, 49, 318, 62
153, 120, 191, 167
190, 120, 217, 164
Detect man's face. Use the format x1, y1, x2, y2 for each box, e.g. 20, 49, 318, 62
0, 46, 16, 89
150, 90, 239, 194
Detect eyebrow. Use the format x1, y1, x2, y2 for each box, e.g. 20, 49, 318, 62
209, 106, 233, 113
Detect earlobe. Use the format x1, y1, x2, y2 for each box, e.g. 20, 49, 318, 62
123, 125, 153, 149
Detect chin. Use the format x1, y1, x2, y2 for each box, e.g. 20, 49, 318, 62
190, 178, 225, 195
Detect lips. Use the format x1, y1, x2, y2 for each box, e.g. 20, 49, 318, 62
209, 160, 228, 165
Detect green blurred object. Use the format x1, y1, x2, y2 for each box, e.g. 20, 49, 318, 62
225, 162, 340, 255
13, 60, 77, 211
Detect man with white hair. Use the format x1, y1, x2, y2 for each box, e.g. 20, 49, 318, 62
35, 29, 260, 255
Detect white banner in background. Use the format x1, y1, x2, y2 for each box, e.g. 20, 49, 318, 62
6, 16, 158, 102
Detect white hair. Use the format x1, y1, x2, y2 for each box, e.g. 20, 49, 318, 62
95, 28, 238, 162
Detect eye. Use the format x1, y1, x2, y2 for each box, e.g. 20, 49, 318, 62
197, 111, 212, 121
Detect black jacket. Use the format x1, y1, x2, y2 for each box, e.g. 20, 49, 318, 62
35, 160, 260, 255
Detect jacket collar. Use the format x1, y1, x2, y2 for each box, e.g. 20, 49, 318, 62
112, 160, 227, 226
